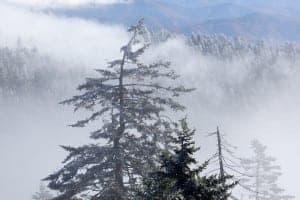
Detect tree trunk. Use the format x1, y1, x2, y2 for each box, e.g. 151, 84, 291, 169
255, 162, 260, 200
217, 127, 225, 184
114, 52, 126, 196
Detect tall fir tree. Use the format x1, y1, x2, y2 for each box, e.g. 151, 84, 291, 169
44, 20, 193, 200
137, 118, 236, 200
240, 140, 294, 200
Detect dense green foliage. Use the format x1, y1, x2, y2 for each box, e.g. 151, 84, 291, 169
137, 118, 236, 200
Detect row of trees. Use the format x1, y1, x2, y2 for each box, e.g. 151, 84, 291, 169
1, 29, 300, 101
147, 28, 300, 62
29, 21, 294, 199
188, 33, 300, 61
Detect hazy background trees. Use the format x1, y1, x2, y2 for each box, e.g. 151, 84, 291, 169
240, 140, 295, 200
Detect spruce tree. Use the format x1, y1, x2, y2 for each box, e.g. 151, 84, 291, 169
44, 20, 193, 200
240, 140, 294, 200
137, 118, 235, 200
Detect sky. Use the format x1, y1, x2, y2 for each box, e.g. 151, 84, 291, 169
4, 0, 132, 7
0, 1, 299, 199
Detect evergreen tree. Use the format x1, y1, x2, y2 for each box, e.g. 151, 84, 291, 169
44, 20, 192, 200
137, 118, 235, 200
32, 183, 53, 200
240, 140, 294, 200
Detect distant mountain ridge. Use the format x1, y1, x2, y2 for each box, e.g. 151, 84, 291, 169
197, 12, 300, 41
45, 0, 300, 41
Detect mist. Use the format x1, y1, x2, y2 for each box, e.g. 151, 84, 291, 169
0, 2, 130, 67
0, 1, 299, 199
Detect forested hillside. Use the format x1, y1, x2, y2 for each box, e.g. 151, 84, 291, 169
2, 32, 299, 104
0, 42, 86, 101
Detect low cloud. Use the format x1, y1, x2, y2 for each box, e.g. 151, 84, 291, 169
0, 2, 129, 67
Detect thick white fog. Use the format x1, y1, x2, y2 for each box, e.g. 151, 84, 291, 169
0, 2, 299, 199
0, 2, 129, 67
